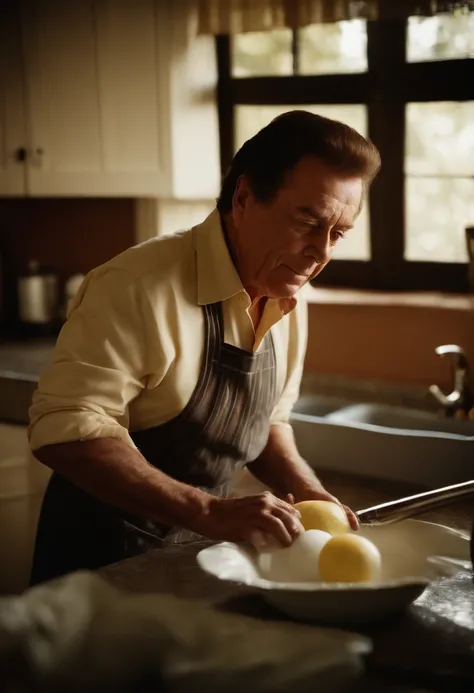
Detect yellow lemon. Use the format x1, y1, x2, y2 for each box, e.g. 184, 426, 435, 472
294, 500, 350, 535
318, 534, 382, 583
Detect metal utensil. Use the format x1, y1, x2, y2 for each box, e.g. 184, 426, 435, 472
356, 480, 474, 526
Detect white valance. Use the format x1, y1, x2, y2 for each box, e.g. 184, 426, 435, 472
197, 0, 474, 34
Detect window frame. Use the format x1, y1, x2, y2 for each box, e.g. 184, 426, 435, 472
216, 20, 474, 292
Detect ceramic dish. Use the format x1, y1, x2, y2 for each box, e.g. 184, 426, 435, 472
197, 519, 471, 625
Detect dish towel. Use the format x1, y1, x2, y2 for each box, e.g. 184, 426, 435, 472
0, 571, 370, 693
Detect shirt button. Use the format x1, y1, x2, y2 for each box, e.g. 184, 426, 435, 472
239, 296, 245, 301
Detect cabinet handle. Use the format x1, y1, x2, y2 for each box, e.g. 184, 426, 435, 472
15, 147, 28, 163
14, 147, 44, 165
31, 147, 45, 167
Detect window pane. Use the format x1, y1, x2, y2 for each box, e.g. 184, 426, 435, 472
406, 102, 474, 177
232, 29, 293, 77
405, 101, 474, 263
407, 13, 474, 62
299, 20, 367, 74
235, 105, 367, 150
234, 105, 370, 260
405, 177, 474, 262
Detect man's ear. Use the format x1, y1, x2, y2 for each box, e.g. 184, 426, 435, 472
232, 175, 252, 225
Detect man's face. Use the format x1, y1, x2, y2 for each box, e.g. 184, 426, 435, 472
231, 156, 363, 299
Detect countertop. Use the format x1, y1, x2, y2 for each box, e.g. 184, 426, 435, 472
100, 470, 474, 693
0, 338, 55, 424
0, 338, 55, 377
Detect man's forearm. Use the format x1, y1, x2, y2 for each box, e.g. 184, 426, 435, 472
248, 424, 324, 499
34, 438, 212, 529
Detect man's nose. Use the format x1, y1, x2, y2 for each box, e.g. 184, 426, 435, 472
306, 233, 332, 265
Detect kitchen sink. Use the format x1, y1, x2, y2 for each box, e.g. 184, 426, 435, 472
291, 394, 474, 487
326, 403, 474, 436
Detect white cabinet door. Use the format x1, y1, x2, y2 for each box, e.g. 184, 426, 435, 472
22, 0, 169, 196
93, 0, 171, 195
21, 0, 105, 195
0, 5, 28, 196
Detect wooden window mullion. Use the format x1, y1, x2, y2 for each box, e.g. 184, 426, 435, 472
367, 20, 407, 289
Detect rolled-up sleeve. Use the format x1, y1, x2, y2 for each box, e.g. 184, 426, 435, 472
28, 267, 149, 451
270, 296, 308, 426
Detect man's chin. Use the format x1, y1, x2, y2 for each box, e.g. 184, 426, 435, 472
266, 277, 307, 299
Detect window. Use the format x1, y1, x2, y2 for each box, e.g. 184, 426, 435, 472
233, 29, 293, 76
405, 101, 474, 263
407, 13, 474, 62
232, 21, 368, 77
216, 16, 474, 291
299, 20, 367, 75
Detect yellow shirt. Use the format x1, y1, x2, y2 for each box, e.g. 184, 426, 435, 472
28, 210, 307, 452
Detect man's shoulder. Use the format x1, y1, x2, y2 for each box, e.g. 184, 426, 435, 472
83, 225, 199, 302
110, 228, 195, 281
76, 226, 199, 313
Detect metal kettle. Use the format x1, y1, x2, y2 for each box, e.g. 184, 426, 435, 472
18, 259, 58, 325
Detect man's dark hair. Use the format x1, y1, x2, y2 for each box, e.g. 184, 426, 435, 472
216, 110, 381, 213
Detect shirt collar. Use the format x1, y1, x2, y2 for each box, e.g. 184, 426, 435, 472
192, 208, 298, 317
193, 209, 244, 306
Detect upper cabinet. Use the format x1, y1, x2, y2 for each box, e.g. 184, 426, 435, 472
0, 0, 220, 199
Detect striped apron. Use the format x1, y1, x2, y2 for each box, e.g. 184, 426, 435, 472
30, 301, 278, 584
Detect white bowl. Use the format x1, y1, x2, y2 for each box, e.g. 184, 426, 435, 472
197, 519, 471, 626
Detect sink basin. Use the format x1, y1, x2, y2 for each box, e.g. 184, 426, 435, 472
292, 395, 363, 418
291, 395, 474, 487
326, 403, 474, 436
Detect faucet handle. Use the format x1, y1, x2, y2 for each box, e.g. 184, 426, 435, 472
429, 383, 462, 407
430, 344, 470, 411
434, 344, 468, 370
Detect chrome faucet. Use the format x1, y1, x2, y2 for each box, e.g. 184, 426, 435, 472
429, 344, 472, 415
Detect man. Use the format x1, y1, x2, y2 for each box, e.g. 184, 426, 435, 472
29, 111, 381, 584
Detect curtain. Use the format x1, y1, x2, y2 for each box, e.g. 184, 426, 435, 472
197, 0, 473, 34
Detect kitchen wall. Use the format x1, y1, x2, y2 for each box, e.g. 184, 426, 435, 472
304, 290, 474, 391
0, 198, 135, 325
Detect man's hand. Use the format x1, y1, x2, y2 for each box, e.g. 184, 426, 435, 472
248, 425, 359, 531
195, 491, 304, 547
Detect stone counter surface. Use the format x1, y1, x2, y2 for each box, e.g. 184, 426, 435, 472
101, 471, 474, 693
0, 339, 54, 424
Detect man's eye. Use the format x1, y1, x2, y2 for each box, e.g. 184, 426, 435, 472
331, 230, 346, 243
298, 220, 319, 232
